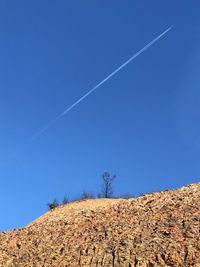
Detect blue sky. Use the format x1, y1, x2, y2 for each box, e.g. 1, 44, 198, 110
0, 1, 200, 230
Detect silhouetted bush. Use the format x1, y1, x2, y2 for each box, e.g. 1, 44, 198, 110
47, 199, 59, 210
120, 194, 135, 199
79, 191, 95, 200
62, 195, 69, 205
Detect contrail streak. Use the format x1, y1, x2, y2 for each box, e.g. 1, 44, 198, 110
0, 26, 173, 164
30, 26, 173, 142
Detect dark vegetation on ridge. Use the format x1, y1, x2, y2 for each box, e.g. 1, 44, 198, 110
47, 171, 135, 210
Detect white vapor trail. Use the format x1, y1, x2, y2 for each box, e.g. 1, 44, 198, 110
0, 26, 173, 164
30, 26, 173, 142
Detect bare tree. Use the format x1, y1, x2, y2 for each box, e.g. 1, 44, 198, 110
101, 172, 116, 198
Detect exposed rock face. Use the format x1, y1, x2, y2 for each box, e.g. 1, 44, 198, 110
0, 183, 200, 266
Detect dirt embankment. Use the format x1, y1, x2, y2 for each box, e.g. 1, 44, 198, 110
0, 183, 200, 266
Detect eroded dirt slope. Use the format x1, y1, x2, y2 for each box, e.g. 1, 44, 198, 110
0, 183, 200, 266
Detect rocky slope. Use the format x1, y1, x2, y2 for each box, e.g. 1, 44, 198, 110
0, 183, 200, 267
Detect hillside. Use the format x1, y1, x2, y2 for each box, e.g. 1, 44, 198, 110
0, 183, 200, 267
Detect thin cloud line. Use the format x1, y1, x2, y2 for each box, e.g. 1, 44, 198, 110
30, 26, 173, 141
1, 25, 173, 164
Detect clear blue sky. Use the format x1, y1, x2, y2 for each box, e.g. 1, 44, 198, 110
0, 1, 200, 230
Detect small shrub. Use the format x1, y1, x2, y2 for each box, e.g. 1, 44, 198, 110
79, 191, 95, 201
121, 194, 135, 199
47, 199, 59, 210
62, 195, 69, 205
